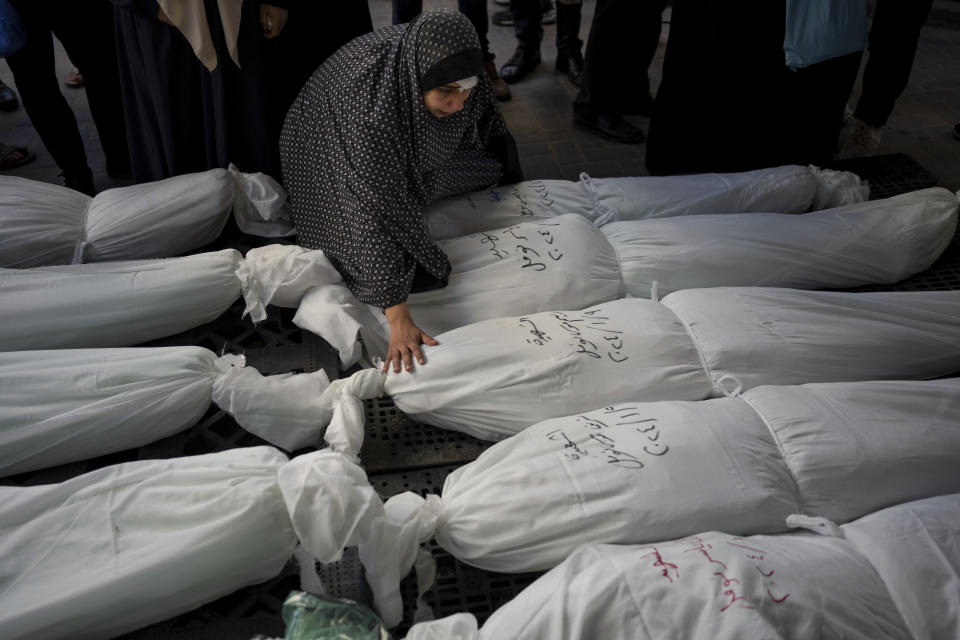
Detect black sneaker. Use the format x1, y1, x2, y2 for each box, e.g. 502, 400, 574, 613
500, 45, 541, 84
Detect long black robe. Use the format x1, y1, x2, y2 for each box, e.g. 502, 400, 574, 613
280, 8, 520, 309
110, 0, 372, 182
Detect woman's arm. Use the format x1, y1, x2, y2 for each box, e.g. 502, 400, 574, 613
383, 302, 439, 373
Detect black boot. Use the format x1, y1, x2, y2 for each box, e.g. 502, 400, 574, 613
500, 45, 541, 84
555, 1, 583, 85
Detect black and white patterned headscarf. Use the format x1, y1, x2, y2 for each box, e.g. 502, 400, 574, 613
280, 8, 510, 308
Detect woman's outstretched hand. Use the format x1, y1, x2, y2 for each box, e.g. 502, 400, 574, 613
383, 302, 439, 373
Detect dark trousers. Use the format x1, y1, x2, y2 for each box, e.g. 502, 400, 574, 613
393, 0, 492, 58
574, 0, 667, 117
854, 0, 934, 127
5, 0, 130, 178
509, 0, 582, 57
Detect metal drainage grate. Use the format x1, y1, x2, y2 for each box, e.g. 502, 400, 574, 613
827, 152, 939, 201
369, 465, 544, 636
361, 396, 493, 474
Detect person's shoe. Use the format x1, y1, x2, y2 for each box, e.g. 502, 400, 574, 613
952, 123, 960, 141
492, 8, 513, 26
500, 46, 541, 84
573, 111, 646, 144
541, 0, 556, 24
555, 51, 584, 86
64, 67, 84, 88
838, 119, 882, 158
62, 168, 96, 196
0, 80, 19, 112
0, 143, 34, 169
484, 59, 511, 101
493, 0, 509, 5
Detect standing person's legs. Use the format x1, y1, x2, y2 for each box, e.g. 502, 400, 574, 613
458, 0, 511, 100
51, 0, 132, 178
634, 0, 670, 115
500, 0, 542, 83
854, 0, 934, 127
572, 0, 650, 143
4, 2, 93, 193
554, 0, 583, 85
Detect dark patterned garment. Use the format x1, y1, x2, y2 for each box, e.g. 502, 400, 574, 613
280, 8, 518, 308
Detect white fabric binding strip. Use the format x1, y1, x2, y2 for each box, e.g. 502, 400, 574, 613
578, 172, 620, 226
70, 199, 93, 264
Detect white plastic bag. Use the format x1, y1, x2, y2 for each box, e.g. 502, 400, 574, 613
663, 287, 960, 395
784, 0, 868, 69
606, 188, 958, 298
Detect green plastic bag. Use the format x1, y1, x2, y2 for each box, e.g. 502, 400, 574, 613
282, 591, 391, 640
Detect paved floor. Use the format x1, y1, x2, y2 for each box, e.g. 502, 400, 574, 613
0, 0, 958, 193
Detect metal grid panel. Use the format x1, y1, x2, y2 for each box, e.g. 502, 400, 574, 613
828, 152, 939, 201
361, 396, 492, 474
370, 466, 544, 635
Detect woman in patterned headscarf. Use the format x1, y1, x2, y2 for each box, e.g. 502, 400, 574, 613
280, 8, 521, 374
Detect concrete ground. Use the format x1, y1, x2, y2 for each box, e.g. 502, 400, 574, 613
1, 0, 958, 193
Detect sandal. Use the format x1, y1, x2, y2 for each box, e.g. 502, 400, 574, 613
0, 143, 36, 170
64, 67, 84, 88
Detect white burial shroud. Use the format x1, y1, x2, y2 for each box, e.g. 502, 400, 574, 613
842, 493, 960, 640
0, 447, 382, 640
314, 288, 960, 444
405, 493, 960, 640
604, 187, 958, 297
0, 168, 294, 268
0, 346, 334, 477
319, 379, 959, 625
0, 244, 339, 351
423, 164, 868, 239
296, 189, 957, 368
404, 530, 911, 640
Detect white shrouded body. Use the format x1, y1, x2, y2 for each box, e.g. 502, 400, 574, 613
663, 287, 960, 394
605, 188, 958, 297
0, 250, 242, 350
0, 447, 296, 640
423, 165, 867, 239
